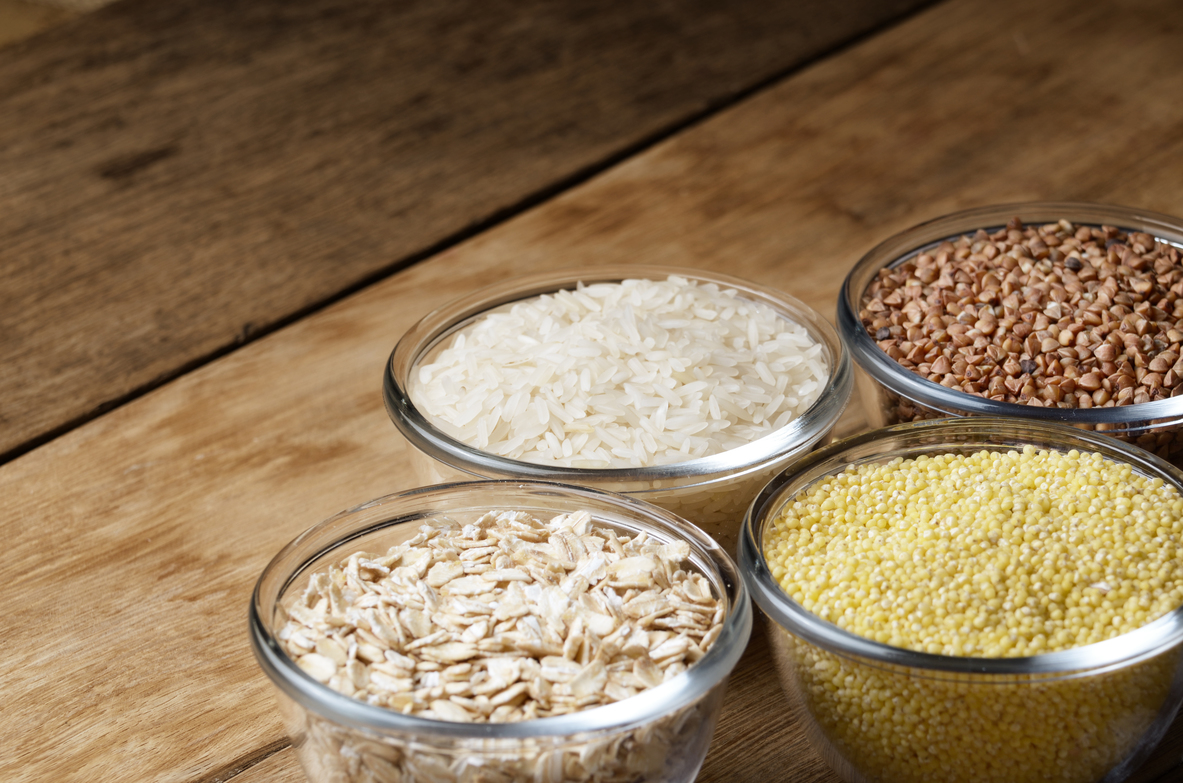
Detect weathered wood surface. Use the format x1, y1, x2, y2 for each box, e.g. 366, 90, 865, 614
0, 0, 928, 462
0, 0, 76, 47
6, 0, 1183, 780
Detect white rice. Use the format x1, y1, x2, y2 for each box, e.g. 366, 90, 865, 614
411, 275, 829, 468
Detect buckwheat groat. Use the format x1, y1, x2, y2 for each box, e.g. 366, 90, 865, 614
860, 219, 1183, 410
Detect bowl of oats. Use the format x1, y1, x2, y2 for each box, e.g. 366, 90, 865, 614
838, 202, 1183, 464
250, 479, 752, 783
384, 265, 852, 553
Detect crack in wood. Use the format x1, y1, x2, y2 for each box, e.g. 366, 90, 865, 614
96, 144, 181, 180
196, 737, 290, 783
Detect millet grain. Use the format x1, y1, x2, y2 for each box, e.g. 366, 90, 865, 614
762, 447, 1183, 783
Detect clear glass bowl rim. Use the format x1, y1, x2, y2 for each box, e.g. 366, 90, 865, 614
250, 479, 753, 738
837, 201, 1183, 426
384, 265, 853, 491
740, 417, 1183, 678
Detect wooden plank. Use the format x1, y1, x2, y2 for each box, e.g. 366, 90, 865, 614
697, 615, 833, 782
6, 0, 1183, 780
0, 0, 930, 462
222, 746, 305, 783
0, 1, 76, 48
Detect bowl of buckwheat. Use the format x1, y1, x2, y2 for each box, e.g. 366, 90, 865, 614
838, 202, 1183, 464
741, 417, 1183, 783
250, 480, 751, 783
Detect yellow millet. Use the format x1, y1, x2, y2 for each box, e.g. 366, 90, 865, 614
762, 446, 1183, 783
777, 631, 1176, 783
765, 446, 1183, 657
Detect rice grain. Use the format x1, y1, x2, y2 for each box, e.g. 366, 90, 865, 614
412, 275, 827, 468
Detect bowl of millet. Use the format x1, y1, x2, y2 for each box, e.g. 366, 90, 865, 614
837, 202, 1183, 464
740, 417, 1183, 783
384, 265, 852, 553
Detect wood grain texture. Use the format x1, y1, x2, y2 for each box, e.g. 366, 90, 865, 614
697, 615, 834, 782
0, 0, 75, 47
229, 748, 307, 783
0, 0, 929, 462
6, 0, 1183, 780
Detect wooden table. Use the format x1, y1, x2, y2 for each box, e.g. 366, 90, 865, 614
5, 0, 1183, 780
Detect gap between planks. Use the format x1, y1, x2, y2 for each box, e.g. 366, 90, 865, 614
0, 0, 943, 468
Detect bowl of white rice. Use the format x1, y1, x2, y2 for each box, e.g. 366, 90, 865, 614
383, 266, 852, 551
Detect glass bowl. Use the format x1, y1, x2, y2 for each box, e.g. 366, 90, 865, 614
740, 418, 1183, 783
251, 480, 752, 783
384, 265, 852, 554
837, 202, 1183, 464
